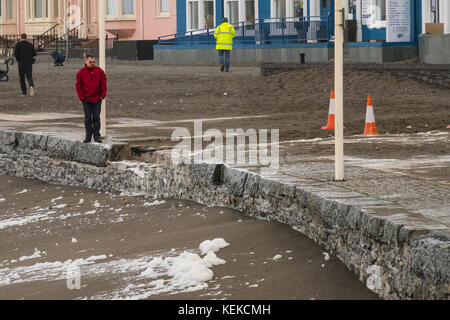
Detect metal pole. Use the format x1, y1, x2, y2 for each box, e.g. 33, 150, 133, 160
66, 2, 70, 58
334, 0, 344, 181
99, 0, 106, 138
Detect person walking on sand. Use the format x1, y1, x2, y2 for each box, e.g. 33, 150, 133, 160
214, 17, 236, 72
14, 34, 36, 96
75, 55, 107, 143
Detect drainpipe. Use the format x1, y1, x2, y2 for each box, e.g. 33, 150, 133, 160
140, 0, 144, 40
17, 0, 20, 34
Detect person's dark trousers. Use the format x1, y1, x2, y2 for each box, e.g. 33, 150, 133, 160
83, 99, 102, 141
18, 62, 34, 95
218, 50, 231, 71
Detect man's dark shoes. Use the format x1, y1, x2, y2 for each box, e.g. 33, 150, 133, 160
220, 64, 224, 72
94, 138, 102, 143
83, 138, 91, 143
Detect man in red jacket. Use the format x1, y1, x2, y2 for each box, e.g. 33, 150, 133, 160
75, 55, 107, 143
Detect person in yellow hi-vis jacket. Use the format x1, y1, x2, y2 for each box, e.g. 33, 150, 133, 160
214, 17, 236, 72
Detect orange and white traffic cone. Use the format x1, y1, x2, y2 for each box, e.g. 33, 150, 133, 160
364, 96, 378, 136
447, 125, 450, 129
322, 90, 336, 130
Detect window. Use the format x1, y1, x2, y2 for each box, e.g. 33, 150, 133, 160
293, 0, 303, 18
188, 1, 199, 30
275, 0, 286, 18
54, 0, 59, 18
34, 0, 43, 18
246, 0, 255, 23
6, 0, 14, 19
107, 0, 118, 16
107, 0, 135, 19
159, 0, 170, 14
122, 0, 134, 15
375, 0, 386, 21
187, 0, 216, 31
431, 0, 439, 23
228, 1, 239, 25
204, 1, 214, 28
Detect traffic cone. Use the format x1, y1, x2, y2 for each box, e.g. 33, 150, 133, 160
447, 125, 450, 129
322, 90, 336, 130
364, 96, 378, 136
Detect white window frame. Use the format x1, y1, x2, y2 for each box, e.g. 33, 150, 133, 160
25, 0, 52, 22
186, 0, 216, 31
106, 0, 136, 21
157, 0, 170, 18
425, 0, 450, 33
224, 0, 258, 25
5, 0, 14, 20
366, 0, 386, 29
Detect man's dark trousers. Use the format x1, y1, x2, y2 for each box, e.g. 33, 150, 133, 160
83, 99, 102, 141
18, 63, 34, 95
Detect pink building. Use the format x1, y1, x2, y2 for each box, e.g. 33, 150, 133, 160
0, 0, 177, 40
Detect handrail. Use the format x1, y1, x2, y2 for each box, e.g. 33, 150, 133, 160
57, 23, 84, 42
158, 16, 332, 41
158, 16, 333, 46
33, 23, 60, 50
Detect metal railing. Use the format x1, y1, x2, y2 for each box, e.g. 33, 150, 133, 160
0, 35, 22, 49
158, 16, 333, 46
32, 23, 59, 51
51, 23, 84, 52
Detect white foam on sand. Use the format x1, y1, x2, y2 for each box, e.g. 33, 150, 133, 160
0, 239, 230, 300
90, 238, 229, 300
18, 248, 43, 262
143, 200, 166, 207
0, 211, 56, 229
51, 196, 63, 203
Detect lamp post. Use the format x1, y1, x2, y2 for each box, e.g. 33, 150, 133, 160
66, 2, 70, 58
334, 0, 344, 181
98, 0, 106, 138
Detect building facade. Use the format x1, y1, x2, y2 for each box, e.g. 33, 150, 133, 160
0, 0, 177, 40
175, 0, 450, 43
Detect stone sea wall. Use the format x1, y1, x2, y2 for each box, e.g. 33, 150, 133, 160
0, 130, 448, 300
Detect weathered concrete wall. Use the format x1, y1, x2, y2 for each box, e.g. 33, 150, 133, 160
419, 34, 450, 64
0, 130, 449, 300
154, 45, 417, 65
154, 47, 333, 65
348, 46, 417, 64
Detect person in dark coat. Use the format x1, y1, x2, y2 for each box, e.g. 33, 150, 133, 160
75, 55, 107, 143
13, 33, 36, 96
51, 51, 66, 66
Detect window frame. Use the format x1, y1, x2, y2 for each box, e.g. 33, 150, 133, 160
5, 0, 14, 20
157, 0, 170, 18
25, 0, 54, 22
106, 0, 136, 21
186, 0, 216, 32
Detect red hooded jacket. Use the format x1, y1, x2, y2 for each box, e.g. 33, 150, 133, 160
75, 65, 107, 103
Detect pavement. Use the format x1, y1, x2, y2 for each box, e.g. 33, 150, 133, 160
0, 60, 448, 299
0, 111, 448, 236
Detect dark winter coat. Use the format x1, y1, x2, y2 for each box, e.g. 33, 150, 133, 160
14, 40, 37, 65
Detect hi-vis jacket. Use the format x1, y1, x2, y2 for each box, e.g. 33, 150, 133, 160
214, 22, 236, 50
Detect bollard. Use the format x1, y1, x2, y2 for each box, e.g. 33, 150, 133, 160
300, 53, 306, 64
